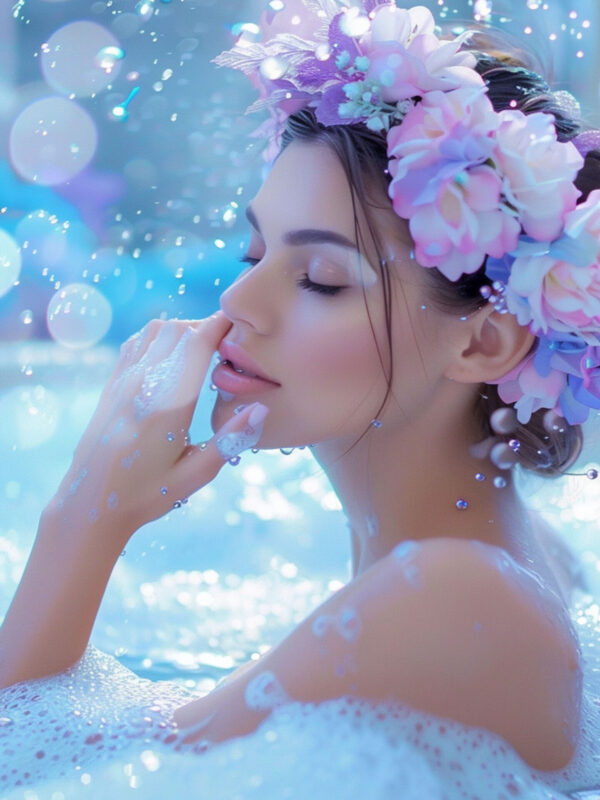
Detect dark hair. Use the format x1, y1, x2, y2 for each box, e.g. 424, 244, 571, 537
279, 37, 600, 476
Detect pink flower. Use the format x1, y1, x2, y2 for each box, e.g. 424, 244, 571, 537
362, 5, 483, 103
493, 110, 583, 242
387, 88, 521, 280
494, 350, 567, 424
505, 191, 600, 345
387, 86, 499, 172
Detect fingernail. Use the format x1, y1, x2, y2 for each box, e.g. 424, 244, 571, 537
248, 402, 269, 429
215, 403, 269, 460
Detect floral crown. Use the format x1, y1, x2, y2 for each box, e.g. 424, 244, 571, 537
214, 0, 600, 429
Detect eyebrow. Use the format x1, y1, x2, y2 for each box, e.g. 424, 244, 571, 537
245, 204, 358, 251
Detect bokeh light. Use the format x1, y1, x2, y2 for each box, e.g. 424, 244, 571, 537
0, 385, 60, 450
0, 230, 22, 298
46, 282, 112, 348
9, 96, 98, 185
41, 21, 123, 97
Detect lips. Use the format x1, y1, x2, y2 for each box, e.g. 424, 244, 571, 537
217, 340, 279, 384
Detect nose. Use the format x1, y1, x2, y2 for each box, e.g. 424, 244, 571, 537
219, 259, 274, 330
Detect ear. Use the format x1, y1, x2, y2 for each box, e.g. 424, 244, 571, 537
443, 304, 536, 384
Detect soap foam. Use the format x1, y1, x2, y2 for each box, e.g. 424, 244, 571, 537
1, 597, 599, 799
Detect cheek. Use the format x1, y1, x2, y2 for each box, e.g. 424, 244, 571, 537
291, 311, 386, 395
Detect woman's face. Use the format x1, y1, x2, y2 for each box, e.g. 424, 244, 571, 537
212, 140, 453, 448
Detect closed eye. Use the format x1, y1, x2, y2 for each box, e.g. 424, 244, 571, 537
237, 256, 345, 297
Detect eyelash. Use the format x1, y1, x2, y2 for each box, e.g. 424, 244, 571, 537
237, 256, 344, 297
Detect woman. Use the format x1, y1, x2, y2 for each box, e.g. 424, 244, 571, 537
1, 0, 598, 778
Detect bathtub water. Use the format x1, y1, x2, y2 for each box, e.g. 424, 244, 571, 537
1, 342, 600, 799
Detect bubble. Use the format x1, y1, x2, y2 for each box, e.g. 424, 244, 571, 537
47, 282, 112, 348
41, 21, 123, 97
456, 499, 469, 510
20, 309, 33, 325
9, 97, 97, 186
490, 443, 518, 470
95, 45, 125, 74
15, 209, 67, 270
0, 385, 60, 450
339, 8, 370, 37
315, 44, 332, 61
489, 407, 517, 435
0, 229, 22, 298
493, 476, 507, 489
259, 56, 287, 81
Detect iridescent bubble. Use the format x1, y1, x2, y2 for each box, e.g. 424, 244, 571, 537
9, 97, 97, 186
95, 45, 125, 74
41, 21, 123, 97
0, 230, 22, 298
259, 56, 287, 80
15, 209, 67, 270
339, 8, 371, 37
46, 282, 112, 348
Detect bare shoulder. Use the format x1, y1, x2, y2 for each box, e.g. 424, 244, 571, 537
173, 537, 580, 771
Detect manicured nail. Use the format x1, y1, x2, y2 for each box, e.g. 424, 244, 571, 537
248, 402, 269, 430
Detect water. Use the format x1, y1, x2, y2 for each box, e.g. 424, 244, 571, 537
1, 344, 600, 799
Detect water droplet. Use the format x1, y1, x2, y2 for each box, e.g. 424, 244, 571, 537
475, 472, 486, 481
228, 456, 241, 466
136, 0, 155, 20
456, 498, 469, 510
160, 486, 168, 495
493, 476, 507, 488
586, 468, 599, 480
166, 432, 175, 441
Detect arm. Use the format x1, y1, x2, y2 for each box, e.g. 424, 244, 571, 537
0, 313, 266, 690
0, 511, 131, 689
173, 538, 578, 771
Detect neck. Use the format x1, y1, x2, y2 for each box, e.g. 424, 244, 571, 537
310, 383, 533, 578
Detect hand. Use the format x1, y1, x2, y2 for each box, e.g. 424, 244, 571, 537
45, 313, 270, 540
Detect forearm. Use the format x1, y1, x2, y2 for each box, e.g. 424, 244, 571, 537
0, 509, 132, 689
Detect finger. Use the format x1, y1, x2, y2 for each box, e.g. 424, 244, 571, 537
134, 315, 232, 423
166, 402, 270, 501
